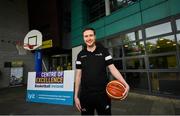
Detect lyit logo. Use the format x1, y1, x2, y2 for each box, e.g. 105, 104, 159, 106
81, 55, 87, 58
95, 53, 102, 56
28, 93, 35, 99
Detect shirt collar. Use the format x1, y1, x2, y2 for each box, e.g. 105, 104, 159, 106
83, 43, 104, 53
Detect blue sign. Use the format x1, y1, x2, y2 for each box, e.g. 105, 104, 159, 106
26, 71, 75, 105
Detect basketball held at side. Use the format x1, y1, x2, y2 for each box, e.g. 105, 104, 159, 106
106, 80, 129, 100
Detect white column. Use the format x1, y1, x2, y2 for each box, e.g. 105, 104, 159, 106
105, 0, 110, 16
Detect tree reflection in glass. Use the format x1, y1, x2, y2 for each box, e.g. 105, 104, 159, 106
146, 35, 176, 54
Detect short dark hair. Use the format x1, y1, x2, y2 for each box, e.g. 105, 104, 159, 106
82, 27, 96, 35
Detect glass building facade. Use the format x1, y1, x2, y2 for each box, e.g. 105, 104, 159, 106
100, 18, 180, 97
71, 0, 180, 98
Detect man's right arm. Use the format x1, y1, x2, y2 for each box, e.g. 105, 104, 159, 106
74, 69, 82, 112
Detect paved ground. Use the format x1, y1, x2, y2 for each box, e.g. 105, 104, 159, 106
0, 86, 180, 115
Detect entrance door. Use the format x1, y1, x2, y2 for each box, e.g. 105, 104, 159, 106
50, 54, 71, 71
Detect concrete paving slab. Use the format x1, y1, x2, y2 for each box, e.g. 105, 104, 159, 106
0, 86, 180, 115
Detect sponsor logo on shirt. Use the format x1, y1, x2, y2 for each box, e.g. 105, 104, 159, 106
95, 53, 103, 56
81, 55, 87, 58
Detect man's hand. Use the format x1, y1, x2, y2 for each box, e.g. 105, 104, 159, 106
74, 97, 81, 112
123, 84, 130, 96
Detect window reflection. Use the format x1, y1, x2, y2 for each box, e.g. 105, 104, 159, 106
114, 59, 123, 69
85, 0, 105, 23
176, 19, 180, 31
126, 58, 145, 69
149, 55, 177, 69
177, 34, 180, 50
126, 72, 148, 90
107, 36, 122, 47
99, 40, 107, 48
123, 30, 142, 43
110, 0, 138, 12
124, 41, 145, 56
145, 22, 172, 38
113, 46, 122, 58
138, 30, 143, 40
150, 72, 179, 95
104, 19, 180, 96
108, 47, 113, 56
126, 32, 136, 41
146, 35, 176, 54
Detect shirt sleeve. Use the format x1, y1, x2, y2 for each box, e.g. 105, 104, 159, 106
76, 52, 82, 69
104, 48, 113, 66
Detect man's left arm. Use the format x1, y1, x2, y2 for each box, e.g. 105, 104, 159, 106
108, 64, 130, 94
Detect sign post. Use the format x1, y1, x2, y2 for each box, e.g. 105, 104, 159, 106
35, 50, 42, 72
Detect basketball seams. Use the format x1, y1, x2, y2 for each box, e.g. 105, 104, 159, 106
107, 86, 124, 93
106, 80, 128, 100
107, 82, 125, 92
106, 89, 123, 99
109, 80, 126, 88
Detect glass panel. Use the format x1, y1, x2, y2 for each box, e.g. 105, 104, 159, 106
146, 35, 176, 54
145, 22, 172, 38
108, 47, 113, 56
177, 34, 180, 50
138, 30, 143, 40
50, 55, 69, 71
176, 19, 180, 31
126, 58, 145, 69
112, 46, 122, 58
149, 55, 177, 69
99, 40, 106, 47
126, 32, 136, 41
150, 72, 180, 96
114, 59, 123, 69
88, 0, 105, 23
123, 30, 142, 43
107, 36, 122, 47
126, 72, 148, 90
110, 0, 138, 12
124, 41, 145, 56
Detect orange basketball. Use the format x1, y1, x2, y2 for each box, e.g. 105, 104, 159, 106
106, 80, 128, 100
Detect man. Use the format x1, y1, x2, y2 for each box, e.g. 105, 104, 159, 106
74, 27, 129, 115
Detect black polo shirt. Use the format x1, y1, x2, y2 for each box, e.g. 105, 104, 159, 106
76, 44, 113, 94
